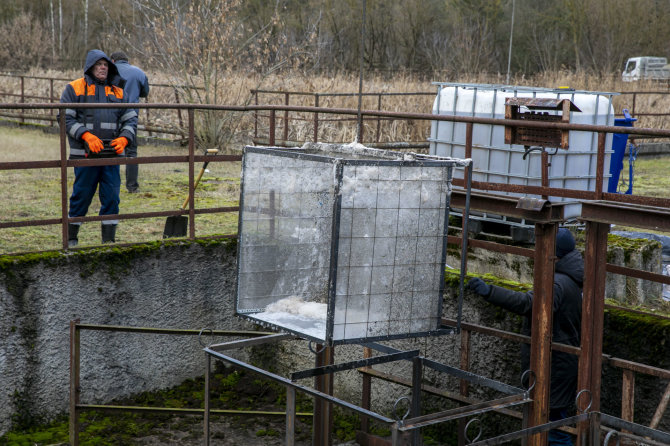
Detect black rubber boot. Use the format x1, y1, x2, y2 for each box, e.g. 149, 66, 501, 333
101, 224, 117, 243
68, 224, 80, 248
126, 164, 139, 192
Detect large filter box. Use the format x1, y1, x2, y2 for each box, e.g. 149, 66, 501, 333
236, 142, 469, 345
429, 83, 617, 222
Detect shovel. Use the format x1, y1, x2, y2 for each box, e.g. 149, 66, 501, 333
163, 149, 218, 238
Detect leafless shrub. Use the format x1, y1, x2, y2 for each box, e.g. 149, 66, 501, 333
0, 12, 52, 71
102, 0, 317, 153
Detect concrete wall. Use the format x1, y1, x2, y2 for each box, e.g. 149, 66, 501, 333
0, 240, 250, 435
1, 239, 668, 438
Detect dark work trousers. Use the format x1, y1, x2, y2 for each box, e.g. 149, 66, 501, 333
69, 165, 121, 221
125, 143, 139, 192
548, 408, 574, 446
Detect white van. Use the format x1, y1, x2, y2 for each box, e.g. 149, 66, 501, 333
622, 56, 670, 82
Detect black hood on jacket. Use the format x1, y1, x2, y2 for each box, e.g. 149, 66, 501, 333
83, 49, 125, 88
555, 249, 584, 287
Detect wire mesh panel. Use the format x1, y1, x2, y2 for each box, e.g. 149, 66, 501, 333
236, 143, 469, 345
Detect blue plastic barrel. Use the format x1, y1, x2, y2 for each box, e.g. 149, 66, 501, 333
608, 109, 637, 193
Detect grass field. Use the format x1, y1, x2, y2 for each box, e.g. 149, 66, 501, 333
0, 125, 241, 253
1, 121, 669, 254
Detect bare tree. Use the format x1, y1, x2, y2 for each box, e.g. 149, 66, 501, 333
102, 0, 316, 150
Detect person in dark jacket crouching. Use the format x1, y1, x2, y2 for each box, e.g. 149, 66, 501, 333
468, 228, 583, 446
61, 49, 138, 246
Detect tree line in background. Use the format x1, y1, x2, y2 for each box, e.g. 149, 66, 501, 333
1, 0, 670, 79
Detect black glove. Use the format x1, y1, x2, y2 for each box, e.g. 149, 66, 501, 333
468, 277, 491, 296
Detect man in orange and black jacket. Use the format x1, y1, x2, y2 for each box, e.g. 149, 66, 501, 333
60, 49, 138, 246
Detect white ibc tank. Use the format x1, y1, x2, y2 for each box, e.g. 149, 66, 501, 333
429, 83, 617, 220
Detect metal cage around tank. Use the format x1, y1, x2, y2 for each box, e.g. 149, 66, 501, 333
429, 83, 618, 238
235, 142, 472, 346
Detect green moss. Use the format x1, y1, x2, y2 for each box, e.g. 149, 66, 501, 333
444, 267, 531, 293
255, 428, 280, 437
606, 234, 661, 265
0, 237, 236, 282
603, 306, 670, 366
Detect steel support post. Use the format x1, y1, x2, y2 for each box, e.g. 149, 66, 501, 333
529, 223, 558, 446
69, 320, 81, 446
313, 345, 334, 446
391, 424, 401, 446
589, 412, 601, 446
204, 354, 211, 446
458, 329, 471, 446
621, 370, 635, 424
577, 221, 609, 445
541, 151, 549, 200
286, 386, 296, 446
361, 347, 373, 434
411, 357, 423, 446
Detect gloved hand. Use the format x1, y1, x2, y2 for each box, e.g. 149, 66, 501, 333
81, 132, 104, 154
111, 137, 128, 155
467, 277, 491, 296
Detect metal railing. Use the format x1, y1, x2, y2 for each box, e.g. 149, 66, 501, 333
2, 102, 670, 251
250, 89, 435, 149
0, 73, 204, 139
68, 320, 312, 446
1, 100, 661, 444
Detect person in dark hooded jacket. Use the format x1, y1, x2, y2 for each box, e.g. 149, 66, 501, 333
60, 49, 138, 246
110, 51, 150, 193
467, 228, 583, 446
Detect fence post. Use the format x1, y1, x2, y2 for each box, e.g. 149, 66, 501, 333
49, 78, 54, 118
69, 319, 81, 446
20, 76, 25, 123
145, 99, 153, 138
376, 94, 382, 143
313, 94, 319, 142
284, 92, 290, 145
60, 109, 70, 250
269, 109, 276, 146
187, 108, 195, 238
254, 90, 259, 141
174, 88, 184, 133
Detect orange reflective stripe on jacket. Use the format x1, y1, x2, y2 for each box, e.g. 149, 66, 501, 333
68, 78, 124, 100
